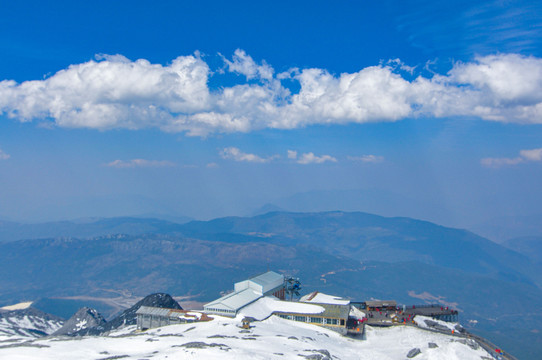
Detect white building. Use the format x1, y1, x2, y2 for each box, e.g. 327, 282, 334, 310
204, 271, 285, 317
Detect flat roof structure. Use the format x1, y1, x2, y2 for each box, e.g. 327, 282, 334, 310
364, 300, 397, 308
136, 306, 212, 330
234, 271, 284, 295
204, 288, 262, 314
204, 271, 286, 317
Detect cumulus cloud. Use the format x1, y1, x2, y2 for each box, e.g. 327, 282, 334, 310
347, 155, 384, 163
2, 52, 542, 136
297, 152, 337, 165
481, 147, 542, 168
0, 53, 211, 133
220, 147, 277, 163
106, 159, 176, 168
0, 149, 10, 160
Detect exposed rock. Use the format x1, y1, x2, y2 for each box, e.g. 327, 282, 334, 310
207, 334, 238, 339
454, 324, 465, 333
74, 293, 181, 336
52, 307, 105, 336
424, 319, 450, 332
301, 349, 332, 360
107, 293, 181, 330
428, 342, 438, 348
0, 307, 64, 338
466, 339, 480, 350
96, 355, 129, 360
407, 347, 421, 358
175, 341, 230, 350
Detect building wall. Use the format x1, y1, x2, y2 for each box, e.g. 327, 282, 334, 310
203, 306, 237, 317
274, 313, 347, 335
137, 314, 197, 330
266, 287, 285, 300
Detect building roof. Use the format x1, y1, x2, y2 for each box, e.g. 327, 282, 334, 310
234, 271, 284, 294
300, 291, 350, 306
204, 288, 262, 312
239, 296, 325, 321
364, 300, 397, 308
136, 306, 212, 321
249, 271, 284, 288
318, 303, 351, 320
136, 306, 185, 317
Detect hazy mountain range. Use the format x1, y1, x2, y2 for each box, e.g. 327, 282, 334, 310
0, 211, 540, 358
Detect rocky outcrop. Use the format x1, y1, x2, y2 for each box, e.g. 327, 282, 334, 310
74, 293, 181, 336
423, 319, 450, 332
52, 307, 105, 336
407, 348, 421, 358
0, 307, 64, 337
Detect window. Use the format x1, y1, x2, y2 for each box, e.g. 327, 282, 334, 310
309, 317, 322, 323
294, 315, 306, 322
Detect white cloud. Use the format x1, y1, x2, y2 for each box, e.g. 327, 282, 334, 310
297, 152, 337, 165
520, 148, 542, 162
220, 147, 276, 163
0, 149, 10, 160
480, 157, 524, 167
106, 159, 176, 168
222, 49, 274, 81
0, 53, 211, 132
481, 147, 542, 168
2, 52, 542, 136
347, 155, 384, 163
287, 150, 298, 159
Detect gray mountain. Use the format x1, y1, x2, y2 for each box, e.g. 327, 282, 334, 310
52, 307, 106, 336
180, 211, 541, 285
503, 236, 542, 263
0, 307, 64, 337
0, 217, 188, 243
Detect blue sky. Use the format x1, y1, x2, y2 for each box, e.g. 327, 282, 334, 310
0, 0, 541, 230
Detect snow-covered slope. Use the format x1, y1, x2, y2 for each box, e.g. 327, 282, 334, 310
0, 308, 63, 339
0, 315, 492, 360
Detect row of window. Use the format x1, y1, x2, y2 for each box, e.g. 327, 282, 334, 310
205, 307, 236, 314
277, 314, 341, 326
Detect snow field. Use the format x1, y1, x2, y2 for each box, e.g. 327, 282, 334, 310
0, 315, 491, 360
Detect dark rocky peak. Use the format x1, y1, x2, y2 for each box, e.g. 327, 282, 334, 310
138, 293, 182, 309
106, 293, 182, 331
73, 293, 181, 336
52, 307, 106, 336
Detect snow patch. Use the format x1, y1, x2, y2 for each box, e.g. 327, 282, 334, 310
300, 292, 350, 305
0, 302, 33, 311
239, 296, 325, 321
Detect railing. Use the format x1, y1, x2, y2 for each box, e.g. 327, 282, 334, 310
398, 321, 518, 360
